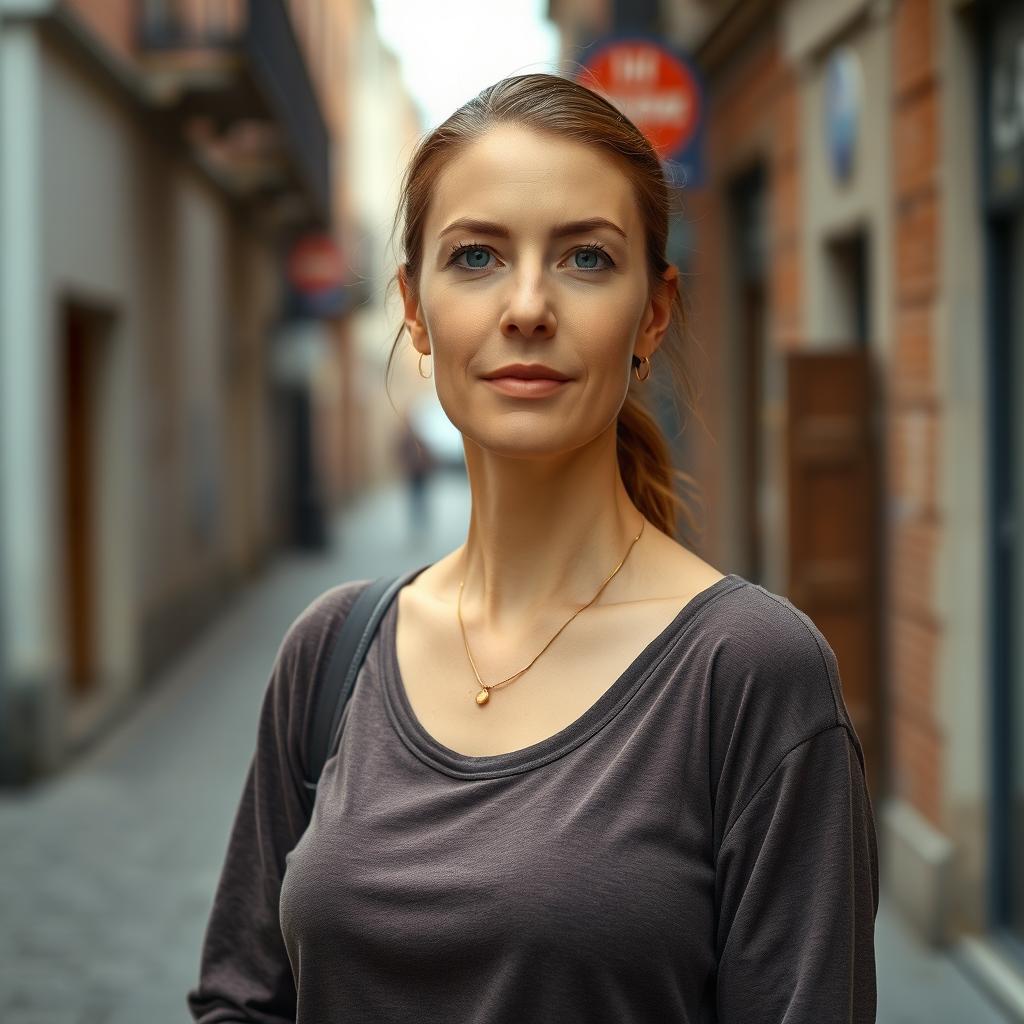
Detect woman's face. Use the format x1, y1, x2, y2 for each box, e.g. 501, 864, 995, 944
400, 124, 675, 462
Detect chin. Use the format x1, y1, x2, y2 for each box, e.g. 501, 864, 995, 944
461, 426, 601, 465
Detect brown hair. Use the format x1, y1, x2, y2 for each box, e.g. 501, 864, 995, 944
384, 72, 706, 546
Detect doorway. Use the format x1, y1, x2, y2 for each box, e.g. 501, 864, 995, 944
826, 227, 870, 348
61, 302, 113, 698
729, 164, 769, 582
990, 206, 1024, 962
984, 0, 1024, 966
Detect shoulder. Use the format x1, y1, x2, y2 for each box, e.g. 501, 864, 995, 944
281, 577, 375, 648
274, 578, 377, 684
703, 576, 850, 735
255, 578, 379, 775
265, 578, 376, 713
701, 577, 865, 835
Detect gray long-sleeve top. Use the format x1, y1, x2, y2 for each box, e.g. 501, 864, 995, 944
187, 571, 879, 1023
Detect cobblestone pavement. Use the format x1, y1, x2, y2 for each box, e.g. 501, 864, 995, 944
0, 474, 1012, 1022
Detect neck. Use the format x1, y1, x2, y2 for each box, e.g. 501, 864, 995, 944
453, 425, 648, 634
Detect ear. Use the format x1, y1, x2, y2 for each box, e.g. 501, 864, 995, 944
398, 264, 430, 357
636, 265, 678, 361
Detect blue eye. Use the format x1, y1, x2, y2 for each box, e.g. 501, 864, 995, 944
572, 247, 611, 271
446, 241, 615, 272
447, 244, 494, 270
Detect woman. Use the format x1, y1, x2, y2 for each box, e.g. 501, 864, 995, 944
188, 73, 878, 1023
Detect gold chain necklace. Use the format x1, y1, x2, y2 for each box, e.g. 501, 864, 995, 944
457, 517, 646, 706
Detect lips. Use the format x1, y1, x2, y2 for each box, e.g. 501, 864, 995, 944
482, 364, 571, 381
484, 377, 569, 397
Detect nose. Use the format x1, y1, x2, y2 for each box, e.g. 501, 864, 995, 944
498, 270, 556, 339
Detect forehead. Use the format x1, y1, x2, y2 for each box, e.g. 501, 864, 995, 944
425, 125, 638, 236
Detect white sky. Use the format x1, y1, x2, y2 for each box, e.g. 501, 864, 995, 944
371, 0, 562, 130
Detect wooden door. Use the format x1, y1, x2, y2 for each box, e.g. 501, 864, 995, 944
786, 348, 883, 799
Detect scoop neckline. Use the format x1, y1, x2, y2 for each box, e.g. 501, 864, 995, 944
379, 569, 746, 780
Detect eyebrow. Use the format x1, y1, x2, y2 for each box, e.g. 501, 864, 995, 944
437, 216, 628, 242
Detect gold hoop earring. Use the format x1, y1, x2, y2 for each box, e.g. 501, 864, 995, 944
633, 355, 651, 382
418, 352, 432, 379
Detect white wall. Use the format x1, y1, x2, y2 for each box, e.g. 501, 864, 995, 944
0, 22, 58, 762
936, 0, 989, 932
0, 21, 282, 765
41, 27, 143, 717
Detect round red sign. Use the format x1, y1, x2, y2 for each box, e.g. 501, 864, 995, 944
287, 235, 346, 296
582, 40, 701, 159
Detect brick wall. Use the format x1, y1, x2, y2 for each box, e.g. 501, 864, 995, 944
689, 0, 947, 834
64, 0, 138, 65
689, 34, 801, 564
770, 67, 802, 351
888, 0, 944, 829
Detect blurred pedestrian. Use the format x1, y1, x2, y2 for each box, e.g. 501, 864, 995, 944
394, 408, 435, 540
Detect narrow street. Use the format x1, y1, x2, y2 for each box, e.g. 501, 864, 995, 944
0, 476, 1011, 1023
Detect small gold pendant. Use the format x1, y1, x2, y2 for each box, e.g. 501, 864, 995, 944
475, 688, 490, 706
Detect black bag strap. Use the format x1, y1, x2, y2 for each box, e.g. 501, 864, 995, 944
301, 562, 430, 799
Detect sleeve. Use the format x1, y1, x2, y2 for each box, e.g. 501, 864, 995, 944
185, 629, 312, 1024
713, 724, 879, 1023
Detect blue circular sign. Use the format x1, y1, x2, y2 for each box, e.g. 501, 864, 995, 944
824, 47, 862, 183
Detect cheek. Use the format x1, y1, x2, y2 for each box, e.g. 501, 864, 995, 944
421, 293, 492, 358
560, 283, 645, 339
